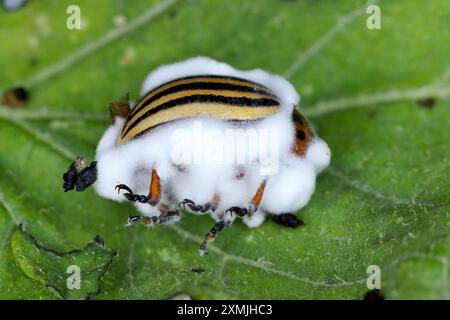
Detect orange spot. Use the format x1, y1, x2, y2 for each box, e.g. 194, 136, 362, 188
251, 180, 267, 207
149, 168, 161, 205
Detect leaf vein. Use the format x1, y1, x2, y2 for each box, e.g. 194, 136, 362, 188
0, 192, 21, 225
4, 0, 181, 91
283, 0, 377, 79
305, 84, 450, 119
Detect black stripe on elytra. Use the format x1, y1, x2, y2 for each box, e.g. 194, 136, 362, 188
141, 75, 271, 98
121, 94, 280, 138
128, 81, 278, 118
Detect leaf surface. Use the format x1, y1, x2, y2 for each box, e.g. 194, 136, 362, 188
0, 0, 449, 299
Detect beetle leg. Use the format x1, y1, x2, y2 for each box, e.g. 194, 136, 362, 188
127, 210, 180, 227
225, 206, 249, 217
179, 199, 216, 213
157, 203, 178, 216
271, 213, 304, 228
225, 179, 267, 218
115, 184, 150, 203
115, 168, 161, 206
199, 219, 231, 256
63, 156, 97, 192
178, 192, 220, 214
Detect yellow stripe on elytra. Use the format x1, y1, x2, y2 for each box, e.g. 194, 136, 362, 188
118, 103, 278, 144
129, 77, 271, 118
122, 89, 277, 135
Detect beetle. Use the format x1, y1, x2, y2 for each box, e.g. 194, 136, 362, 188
63, 57, 330, 255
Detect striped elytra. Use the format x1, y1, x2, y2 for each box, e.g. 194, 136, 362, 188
118, 75, 281, 144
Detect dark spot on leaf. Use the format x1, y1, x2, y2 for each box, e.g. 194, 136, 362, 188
168, 9, 177, 19
364, 289, 384, 300
28, 57, 39, 66
93, 235, 104, 246
367, 109, 377, 118
416, 97, 435, 108
1, 86, 29, 107
191, 267, 206, 273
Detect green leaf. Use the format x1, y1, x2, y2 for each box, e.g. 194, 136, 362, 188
0, 0, 449, 299
11, 225, 116, 300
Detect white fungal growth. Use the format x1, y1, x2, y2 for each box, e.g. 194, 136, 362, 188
93, 57, 331, 228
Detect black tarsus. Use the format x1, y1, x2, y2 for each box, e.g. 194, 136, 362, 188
179, 199, 215, 213
271, 213, 304, 228
226, 206, 249, 217
115, 184, 151, 203
127, 215, 142, 225
199, 219, 228, 256
127, 211, 180, 227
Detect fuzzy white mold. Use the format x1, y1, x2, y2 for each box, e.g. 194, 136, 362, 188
93, 56, 331, 228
